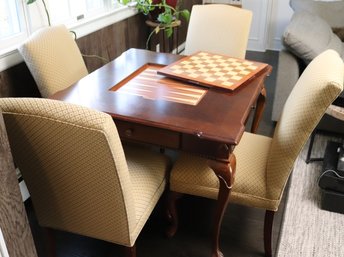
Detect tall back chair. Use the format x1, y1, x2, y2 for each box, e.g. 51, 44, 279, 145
184, 4, 252, 58
18, 25, 88, 98
168, 49, 344, 257
0, 98, 170, 257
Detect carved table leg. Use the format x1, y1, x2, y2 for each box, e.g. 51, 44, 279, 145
207, 154, 236, 257
251, 87, 266, 133
166, 191, 183, 238
124, 245, 136, 257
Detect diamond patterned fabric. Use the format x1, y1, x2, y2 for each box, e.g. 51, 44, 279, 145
124, 145, 169, 240
267, 49, 344, 201
18, 25, 88, 98
171, 132, 276, 210
170, 49, 343, 211
0, 98, 169, 247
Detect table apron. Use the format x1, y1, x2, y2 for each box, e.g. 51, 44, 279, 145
115, 119, 232, 160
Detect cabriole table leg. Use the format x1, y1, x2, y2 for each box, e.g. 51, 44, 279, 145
208, 154, 236, 257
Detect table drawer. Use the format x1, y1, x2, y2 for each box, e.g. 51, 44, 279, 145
115, 120, 180, 149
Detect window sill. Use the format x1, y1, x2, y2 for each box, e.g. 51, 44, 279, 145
0, 6, 137, 73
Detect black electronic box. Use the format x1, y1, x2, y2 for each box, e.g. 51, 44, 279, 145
318, 141, 344, 214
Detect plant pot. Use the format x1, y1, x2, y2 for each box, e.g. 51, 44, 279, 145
152, 0, 177, 8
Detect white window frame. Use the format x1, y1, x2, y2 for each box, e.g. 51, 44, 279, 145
0, 0, 137, 72
0, 0, 28, 52
0, 228, 9, 257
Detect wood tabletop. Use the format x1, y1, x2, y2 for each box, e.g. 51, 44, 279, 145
50, 48, 271, 147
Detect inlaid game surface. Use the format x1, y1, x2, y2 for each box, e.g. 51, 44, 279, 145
111, 64, 206, 106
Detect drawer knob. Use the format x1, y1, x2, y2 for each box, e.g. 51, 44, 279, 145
125, 129, 133, 137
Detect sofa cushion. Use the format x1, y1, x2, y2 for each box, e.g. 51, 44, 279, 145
290, 0, 344, 28
283, 11, 344, 64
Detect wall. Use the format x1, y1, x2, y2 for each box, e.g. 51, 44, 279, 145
0, 113, 37, 257
267, 0, 294, 50
244, 0, 293, 51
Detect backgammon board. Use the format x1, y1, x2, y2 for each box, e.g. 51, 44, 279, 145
111, 64, 207, 106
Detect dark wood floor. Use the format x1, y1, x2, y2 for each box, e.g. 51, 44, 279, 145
25, 50, 285, 257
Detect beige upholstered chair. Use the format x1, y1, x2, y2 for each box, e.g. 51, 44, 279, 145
18, 25, 88, 98
184, 4, 252, 58
0, 98, 170, 257
168, 49, 344, 257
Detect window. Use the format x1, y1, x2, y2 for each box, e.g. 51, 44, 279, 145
46, 0, 117, 25
0, 0, 134, 72
0, 0, 123, 53
0, 0, 27, 50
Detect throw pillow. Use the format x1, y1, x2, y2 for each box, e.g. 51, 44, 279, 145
282, 11, 344, 64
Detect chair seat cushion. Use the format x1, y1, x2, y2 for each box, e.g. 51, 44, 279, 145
170, 132, 279, 210
124, 145, 169, 238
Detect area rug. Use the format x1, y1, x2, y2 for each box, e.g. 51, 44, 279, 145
277, 134, 344, 257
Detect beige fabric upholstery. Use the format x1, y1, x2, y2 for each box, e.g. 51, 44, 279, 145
170, 49, 344, 211
184, 4, 252, 58
0, 98, 170, 247
18, 25, 88, 98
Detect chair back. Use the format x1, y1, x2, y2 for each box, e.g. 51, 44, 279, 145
0, 98, 136, 245
184, 4, 252, 58
267, 49, 344, 200
18, 25, 88, 98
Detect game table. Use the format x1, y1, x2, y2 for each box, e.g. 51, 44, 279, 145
50, 48, 272, 257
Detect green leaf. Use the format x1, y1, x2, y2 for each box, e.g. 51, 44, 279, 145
26, 0, 37, 4
165, 27, 173, 38
157, 12, 173, 24
180, 9, 190, 21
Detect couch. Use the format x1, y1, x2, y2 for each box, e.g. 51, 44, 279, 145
272, 1, 344, 134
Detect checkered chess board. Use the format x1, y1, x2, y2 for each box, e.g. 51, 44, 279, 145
158, 51, 269, 90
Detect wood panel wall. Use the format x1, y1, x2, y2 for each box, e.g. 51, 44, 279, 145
0, 113, 38, 257
77, 14, 148, 73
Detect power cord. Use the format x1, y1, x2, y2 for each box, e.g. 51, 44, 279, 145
317, 169, 344, 185
70, 31, 109, 64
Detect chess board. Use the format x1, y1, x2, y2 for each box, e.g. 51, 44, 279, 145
110, 64, 207, 106
157, 51, 269, 90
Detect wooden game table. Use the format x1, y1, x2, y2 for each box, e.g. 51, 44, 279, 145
50, 48, 272, 257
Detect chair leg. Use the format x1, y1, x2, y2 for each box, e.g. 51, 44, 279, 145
44, 227, 56, 257
124, 245, 136, 257
264, 210, 275, 257
165, 191, 182, 238
306, 130, 323, 163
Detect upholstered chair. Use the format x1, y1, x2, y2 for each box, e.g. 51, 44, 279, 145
184, 4, 252, 58
167, 49, 344, 257
18, 25, 88, 98
0, 98, 170, 257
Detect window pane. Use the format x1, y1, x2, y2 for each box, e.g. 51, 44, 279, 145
69, 0, 87, 18
0, 0, 21, 39
47, 0, 112, 24
48, 0, 70, 24
86, 0, 103, 10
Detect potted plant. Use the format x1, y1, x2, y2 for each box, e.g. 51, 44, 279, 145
120, 0, 190, 48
